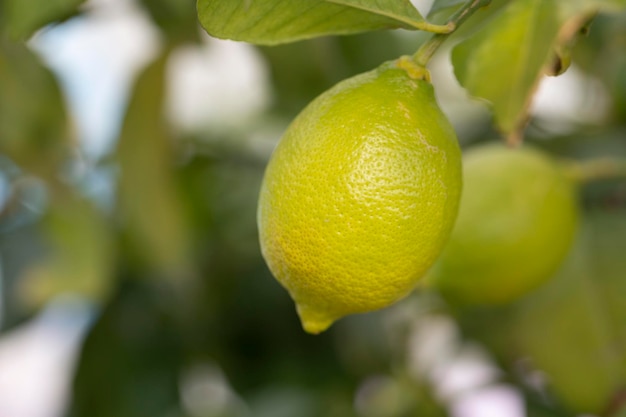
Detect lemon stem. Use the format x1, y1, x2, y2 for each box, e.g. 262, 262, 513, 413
563, 158, 626, 184
412, 0, 491, 68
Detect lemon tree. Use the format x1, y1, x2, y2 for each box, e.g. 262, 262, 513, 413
196, 0, 626, 338
3, 0, 626, 417
227, 1, 494, 334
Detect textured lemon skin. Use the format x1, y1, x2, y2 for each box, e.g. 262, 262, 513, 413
431, 144, 579, 306
257, 60, 462, 334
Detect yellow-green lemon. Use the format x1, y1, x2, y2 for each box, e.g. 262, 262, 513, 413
430, 143, 579, 305
257, 58, 462, 334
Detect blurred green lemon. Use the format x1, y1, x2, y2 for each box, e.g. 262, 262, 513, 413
431, 143, 579, 305
257, 58, 462, 334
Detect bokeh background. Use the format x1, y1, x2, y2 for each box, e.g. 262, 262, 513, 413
1, 0, 626, 416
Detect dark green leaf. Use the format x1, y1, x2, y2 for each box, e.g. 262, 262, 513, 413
1, 0, 85, 40
70, 281, 184, 417
0, 39, 71, 178
512, 210, 626, 414
197, 0, 422, 45
258, 31, 407, 116
452, 0, 560, 136
115, 51, 193, 278
140, 0, 200, 44
451, 0, 626, 139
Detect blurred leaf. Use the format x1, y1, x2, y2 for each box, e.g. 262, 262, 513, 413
523, 399, 571, 417
558, 0, 626, 19
450, 203, 626, 415
0, 222, 45, 330
431, 0, 626, 22
547, 1, 626, 78
1, 0, 85, 40
208, 161, 265, 260
0, 39, 71, 178
0, 164, 47, 230
250, 387, 320, 417
17, 193, 115, 309
334, 314, 392, 379
452, 0, 560, 137
334, 30, 413, 71
115, 51, 193, 278
615, 404, 626, 417
581, 211, 626, 351
259, 32, 408, 117
197, 0, 422, 45
70, 281, 184, 417
258, 38, 347, 116
545, 12, 596, 77
571, 13, 626, 122
140, 0, 200, 44
511, 209, 626, 414
353, 375, 448, 417
610, 44, 626, 122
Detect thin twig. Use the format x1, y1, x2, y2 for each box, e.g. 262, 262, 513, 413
412, 0, 492, 68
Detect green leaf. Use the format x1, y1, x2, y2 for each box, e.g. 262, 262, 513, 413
512, 210, 626, 414
1, 0, 85, 40
451, 0, 626, 139
17, 194, 115, 309
115, 51, 193, 279
452, 0, 560, 137
452, 208, 626, 415
197, 0, 425, 45
0, 39, 71, 178
70, 281, 184, 417
324, 0, 426, 27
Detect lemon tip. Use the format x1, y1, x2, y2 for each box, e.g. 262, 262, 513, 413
296, 303, 337, 335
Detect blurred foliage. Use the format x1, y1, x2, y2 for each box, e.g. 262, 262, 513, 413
259, 31, 413, 118
70, 280, 185, 417
140, 0, 200, 44
0, 1, 625, 417
115, 49, 194, 280
0, 0, 85, 40
17, 192, 115, 310
0, 39, 71, 178
450, 207, 626, 415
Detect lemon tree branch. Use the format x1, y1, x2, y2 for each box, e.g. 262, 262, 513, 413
412, 20, 455, 34
564, 158, 626, 184
412, 0, 491, 68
